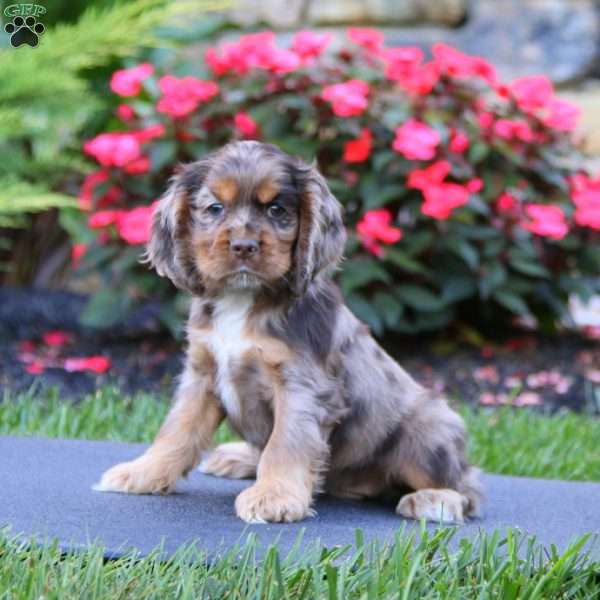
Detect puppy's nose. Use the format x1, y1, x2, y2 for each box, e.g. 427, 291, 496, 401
230, 239, 259, 259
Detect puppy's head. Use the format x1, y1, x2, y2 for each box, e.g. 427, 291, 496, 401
147, 141, 346, 296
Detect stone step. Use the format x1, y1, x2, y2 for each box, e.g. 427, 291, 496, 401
1, 436, 598, 558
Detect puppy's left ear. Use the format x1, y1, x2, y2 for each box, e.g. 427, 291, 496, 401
292, 159, 346, 295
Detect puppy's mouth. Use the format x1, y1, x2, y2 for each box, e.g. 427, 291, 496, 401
223, 266, 264, 290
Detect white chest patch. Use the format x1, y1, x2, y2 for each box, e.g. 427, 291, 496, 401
205, 293, 254, 420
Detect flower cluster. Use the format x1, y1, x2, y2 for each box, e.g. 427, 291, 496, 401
571, 174, 600, 230
18, 333, 111, 375
71, 28, 598, 336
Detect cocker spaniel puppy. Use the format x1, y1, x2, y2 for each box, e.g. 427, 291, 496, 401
96, 141, 483, 524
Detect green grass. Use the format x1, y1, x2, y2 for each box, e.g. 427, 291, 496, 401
2, 386, 599, 481
1, 387, 599, 599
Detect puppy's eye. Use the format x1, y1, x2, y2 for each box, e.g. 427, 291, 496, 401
267, 203, 286, 219
206, 202, 224, 216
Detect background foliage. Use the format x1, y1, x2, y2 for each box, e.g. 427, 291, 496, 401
70, 30, 600, 336
0, 0, 227, 280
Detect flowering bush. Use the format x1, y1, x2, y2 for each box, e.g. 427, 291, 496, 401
68, 29, 600, 335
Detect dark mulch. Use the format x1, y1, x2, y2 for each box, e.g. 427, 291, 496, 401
1, 287, 599, 412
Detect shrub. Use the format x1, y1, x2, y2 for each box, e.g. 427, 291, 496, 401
68, 29, 600, 336
0, 0, 225, 280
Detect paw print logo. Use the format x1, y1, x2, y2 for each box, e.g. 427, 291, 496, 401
4, 15, 45, 48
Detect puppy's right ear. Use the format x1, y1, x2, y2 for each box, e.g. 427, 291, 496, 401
145, 160, 211, 295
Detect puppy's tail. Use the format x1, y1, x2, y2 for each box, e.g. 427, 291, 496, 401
458, 466, 484, 518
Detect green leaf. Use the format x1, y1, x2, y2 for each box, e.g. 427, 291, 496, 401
447, 239, 479, 270
441, 276, 477, 303
482, 237, 505, 259
59, 208, 97, 245
372, 292, 403, 328
453, 223, 499, 240
372, 150, 396, 172
395, 284, 444, 312
479, 262, 507, 299
385, 249, 429, 275
401, 231, 434, 256
468, 142, 490, 164
112, 246, 144, 274
149, 140, 177, 171
83, 244, 121, 268
80, 289, 132, 328
339, 258, 390, 294
346, 293, 384, 336
493, 290, 531, 316
509, 258, 550, 278
363, 184, 407, 209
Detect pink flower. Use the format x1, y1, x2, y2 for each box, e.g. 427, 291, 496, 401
25, 361, 46, 375
205, 32, 300, 76
116, 104, 135, 121
407, 162, 473, 219
478, 111, 495, 130
392, 119, 440, 160
18, 340, 36, 354
343, 128, 372, 163
522, 204, 568, 240
384, 47, 424, 78
292, 31, 331, 61
110, 63, 154, 97
466, 178, 483, 193
347, 27, 384, 53
123, 155, 151, 175
88, 210, 122, 229
356, 209, 402, 257
234, 112, 259, 137
83, 133, 141, 168
116, 203, 158, 245
132, 124, 166, 144
432, 43, 497, 85
421, 183, 470, 220
513, 392, 542, 407
496, 192, 519, 214
571, 173, 600, 230
267, 47, 302, 73
43, 330, 70, 347
510, 75, 553, 113
407, 160, 451, 189
71, 243, 87, 266
474, 365, 500, 384
321, 80, 370, 117
449, 129, 470, 153
64, 356, 112, 374
79, 170, 122, 210
493, 118, 534, 142
543, 99, 580, 132
384, 48, 439, 95
157, 75, 219, 118
205, 46, 235, 76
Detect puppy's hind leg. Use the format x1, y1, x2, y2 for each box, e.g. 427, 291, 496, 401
391, 395, 483, 524
199, 441, 260, 479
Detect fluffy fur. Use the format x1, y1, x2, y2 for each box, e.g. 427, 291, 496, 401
95, 141, 483, 524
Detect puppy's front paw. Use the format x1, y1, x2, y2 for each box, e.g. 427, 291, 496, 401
396, 488, 467, 524
235, 482, 313, 523
93, 455, 176, 495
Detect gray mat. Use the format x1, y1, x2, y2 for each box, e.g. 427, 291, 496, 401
1, 436, 599, 558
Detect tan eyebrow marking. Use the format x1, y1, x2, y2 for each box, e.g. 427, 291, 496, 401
210, 177, 239, 204
256, 177, 280, 204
